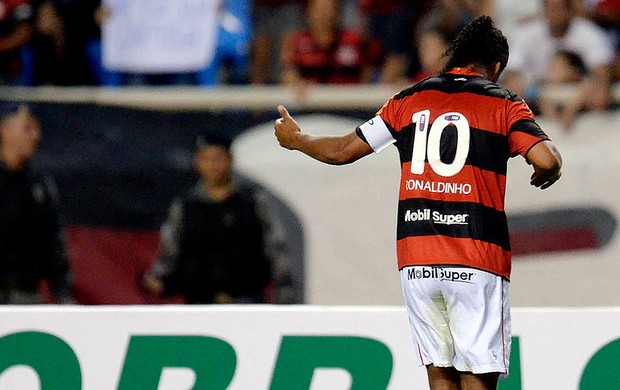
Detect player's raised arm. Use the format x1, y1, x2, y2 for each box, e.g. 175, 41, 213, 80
274, 105, 373, 165
527, 140, 562, 189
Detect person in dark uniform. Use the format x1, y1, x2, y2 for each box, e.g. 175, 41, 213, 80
0, 0, 34, 84
0, 103, 73, 304
142, 135, 273, 304
274, 16, 562, 390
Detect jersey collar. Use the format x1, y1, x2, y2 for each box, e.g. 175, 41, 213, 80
446, 67, 484, 77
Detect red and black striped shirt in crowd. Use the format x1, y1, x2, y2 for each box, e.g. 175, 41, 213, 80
357, 67, 549, 279
283, 29, 383, 84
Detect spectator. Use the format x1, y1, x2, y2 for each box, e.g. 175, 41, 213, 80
280, 0, 383, 85
50, 0, 100, 85
86, 0, 127, 86
0, 0, 34, 85
416, 0, 478, 43
25, 0, 64, 85
142, 135, 274, 304
0, 103, 74, 304
538, 50, 588, 117
502, 0, 615, 128
251, 0, 303, 84
575, 0, 620, 44
413, 1, 491, 83
575, 0, 620, 80
480, 0, 541, 44
359, 0, 421, 84
411, 27, 450, 82
197, 0, 252, 86
93, 0, 217, 86
22, 0, 101, 86
546, 49, 588, 84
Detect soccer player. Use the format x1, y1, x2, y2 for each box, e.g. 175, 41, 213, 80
274, 16, 562, 390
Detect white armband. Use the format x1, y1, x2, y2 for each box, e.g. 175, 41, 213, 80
357, 116, 396, 153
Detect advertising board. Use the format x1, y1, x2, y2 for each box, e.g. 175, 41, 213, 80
0, 306, 618, 389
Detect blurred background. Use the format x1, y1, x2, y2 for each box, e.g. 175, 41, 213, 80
0, 0, 619, 306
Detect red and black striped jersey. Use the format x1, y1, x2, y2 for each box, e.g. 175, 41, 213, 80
283, 29, 383, 84
357, 68, 549, 279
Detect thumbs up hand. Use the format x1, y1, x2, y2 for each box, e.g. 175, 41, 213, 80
274, 105, 301, 150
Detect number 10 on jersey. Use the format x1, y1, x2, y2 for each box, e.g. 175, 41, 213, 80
411, 110, 471, 177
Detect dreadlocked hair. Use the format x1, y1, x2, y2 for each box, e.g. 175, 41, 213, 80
441, 15, 509, 75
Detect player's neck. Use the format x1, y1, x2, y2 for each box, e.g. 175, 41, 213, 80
461, 64, 488, 77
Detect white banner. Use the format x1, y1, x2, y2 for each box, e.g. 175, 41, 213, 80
0, 306, 618, 389
101, 0, 219, 73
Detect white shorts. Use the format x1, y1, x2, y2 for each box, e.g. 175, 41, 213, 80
400, 266, 511, 376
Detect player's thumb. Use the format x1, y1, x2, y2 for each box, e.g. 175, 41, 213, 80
278, 105, 292, 120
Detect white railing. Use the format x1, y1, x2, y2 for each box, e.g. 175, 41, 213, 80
3, 83, 619, 111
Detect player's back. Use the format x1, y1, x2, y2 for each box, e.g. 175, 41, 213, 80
387, 70, 522, 208
378, 68, 540, 278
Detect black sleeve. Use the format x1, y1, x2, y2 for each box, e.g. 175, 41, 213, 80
509, 119, 550, 140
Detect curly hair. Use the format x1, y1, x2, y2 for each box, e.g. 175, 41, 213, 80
441, 16, 509, 75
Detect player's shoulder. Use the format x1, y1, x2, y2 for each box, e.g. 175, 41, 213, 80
391, 76, 441, 101
473, 78, 524, 103
391, 75, 522, 103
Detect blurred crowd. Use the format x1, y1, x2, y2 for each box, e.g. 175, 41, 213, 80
1, 1, 619, 90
